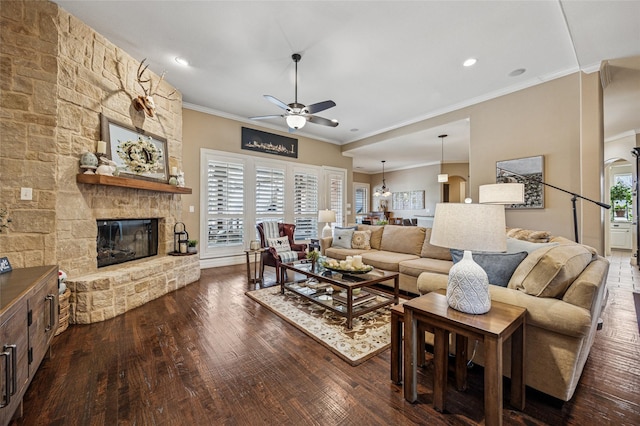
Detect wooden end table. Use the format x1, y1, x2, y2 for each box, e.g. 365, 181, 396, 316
244, 248, 266, 286
403, 292, 526, 426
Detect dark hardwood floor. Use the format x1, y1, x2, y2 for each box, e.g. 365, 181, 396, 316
11, 257, 640, 425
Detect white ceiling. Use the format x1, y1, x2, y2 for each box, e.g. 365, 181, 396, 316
54, 1, 640, 173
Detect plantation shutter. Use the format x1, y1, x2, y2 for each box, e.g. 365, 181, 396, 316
329, 173, 345, 228
206, 159, 244, 248
255, 166, 285, 224
293, 171, 319, 240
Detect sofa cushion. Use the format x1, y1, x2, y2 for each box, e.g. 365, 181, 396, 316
324, 247, 371, 260
267, 236, 291, 253
361, 251, 419, 272
357, 224, 384, 249
506, 237, 558, 254
332, 228, 354, 249
508, 243, 594, 298
351, 230, 372, 250
450, 249, 528, 287
380, 225, 426, 256
421, 228, 452, 260
399, 257, 453, 277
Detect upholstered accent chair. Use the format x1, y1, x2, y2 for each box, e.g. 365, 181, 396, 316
256, 222, 308, 283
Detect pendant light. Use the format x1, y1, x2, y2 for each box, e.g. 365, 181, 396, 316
437, 134, 448, 183
374, 160, 391, 197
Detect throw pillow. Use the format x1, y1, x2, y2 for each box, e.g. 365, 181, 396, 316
351, 230, 372, 250
508, 243, 594, 298
357, 225, 384, 249
507, 228, 551, 243
506, 237, 559, 254
267, 236, 291, 253
450, 249, 528, 287
332, 228, 355, 249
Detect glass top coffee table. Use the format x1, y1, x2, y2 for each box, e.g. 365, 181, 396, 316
280, 260, 399, 329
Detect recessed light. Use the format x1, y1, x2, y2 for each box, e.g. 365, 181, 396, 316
509, 68, 526, 77
463, 58, 477, 67
350, 128, 359, 132
175, 57, 189, 66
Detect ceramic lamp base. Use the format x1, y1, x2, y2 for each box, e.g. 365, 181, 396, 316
446, 250, 491, 314
322, 223, 332, 238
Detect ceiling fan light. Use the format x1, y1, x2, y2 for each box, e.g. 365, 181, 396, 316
438, 173, 449, 183
286, 115, 306, 129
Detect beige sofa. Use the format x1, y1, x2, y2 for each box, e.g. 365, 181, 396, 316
417, 237, 609, 402
320, 224, 453, 294
322, 225, 609, 401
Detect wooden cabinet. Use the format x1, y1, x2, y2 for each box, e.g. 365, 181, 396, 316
0, 265, 58, 426
610, 221, 632, 249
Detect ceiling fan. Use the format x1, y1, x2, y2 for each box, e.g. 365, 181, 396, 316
250, 53, 339, 131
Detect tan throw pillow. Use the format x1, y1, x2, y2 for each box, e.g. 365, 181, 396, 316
508, 243, 594, 298
380, 225, 426, 256
357, 224, 384, 249
507, 228, 551, 243
420, 228, 452, 260
351, 230, 372, 250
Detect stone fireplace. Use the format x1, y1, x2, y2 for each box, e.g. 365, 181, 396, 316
97, 218, 159, 268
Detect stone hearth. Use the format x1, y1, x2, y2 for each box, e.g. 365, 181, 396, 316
67, 255, 200, 324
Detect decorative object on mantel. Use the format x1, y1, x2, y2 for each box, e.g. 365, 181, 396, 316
79, 151, 98, 174
133, 58, 177, 118
187, 239, 198, 254
100, 113, 169, 183
177, 171, 185, 187
76, 173, 192, 194
173, 222, 189, 254
95, 157, 117, 176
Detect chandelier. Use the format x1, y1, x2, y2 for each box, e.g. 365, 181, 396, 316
437, 134, 448, 183
374, 160, 391, 197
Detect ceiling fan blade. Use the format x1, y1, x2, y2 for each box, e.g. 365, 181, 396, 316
264, 95, 289, 110
249, 114, 284, 120
308, 115, 339, 127
305, 100, 336, 114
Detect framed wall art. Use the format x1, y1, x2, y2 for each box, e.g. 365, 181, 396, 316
392, 190, 425, 210
100, 114, 169, 183
241, 127, 298, 158
496, 155, 544, 209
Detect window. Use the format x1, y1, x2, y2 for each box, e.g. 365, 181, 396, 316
201, 149, 347, 260
354, 183, 369, 223
255, 165, 285, 224
205, 158, 244, 250
293, 170, 319, 240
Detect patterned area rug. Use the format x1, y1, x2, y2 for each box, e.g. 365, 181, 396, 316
246, 286, 396, 366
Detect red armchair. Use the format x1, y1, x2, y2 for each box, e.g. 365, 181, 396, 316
256, 222, 308, 283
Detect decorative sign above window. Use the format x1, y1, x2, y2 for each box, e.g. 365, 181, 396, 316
241, 127, 298, 159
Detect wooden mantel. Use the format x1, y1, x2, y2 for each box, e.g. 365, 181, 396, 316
76, 174, 192, 194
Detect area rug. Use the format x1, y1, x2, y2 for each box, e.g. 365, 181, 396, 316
246, 286, 397, 366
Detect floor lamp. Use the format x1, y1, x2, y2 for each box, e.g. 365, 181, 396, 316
497, 167, 611, 244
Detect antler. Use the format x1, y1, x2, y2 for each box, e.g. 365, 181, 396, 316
134, 58, 177, 117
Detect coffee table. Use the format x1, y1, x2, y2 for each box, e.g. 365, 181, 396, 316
280, 260, 399, 329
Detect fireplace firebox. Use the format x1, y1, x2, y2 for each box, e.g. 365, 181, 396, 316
97, 219, 158, 267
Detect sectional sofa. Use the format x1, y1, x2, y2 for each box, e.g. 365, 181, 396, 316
320, 224, 609, 401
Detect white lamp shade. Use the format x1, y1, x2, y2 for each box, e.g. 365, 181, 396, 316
286, 115, 306, 129
430, 203, 506, 252
438, 173, 449, 183
479, 183, 525, 204
318, 209, 336, 223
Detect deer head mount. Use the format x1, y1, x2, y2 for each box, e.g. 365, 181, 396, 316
134, 58, 176, 117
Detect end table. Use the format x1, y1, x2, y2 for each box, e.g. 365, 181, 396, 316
244, 248, 266, 286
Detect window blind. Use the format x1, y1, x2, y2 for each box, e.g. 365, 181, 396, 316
206, 160, 244, 247
294, 172, 319, 240
256, 166, 285, 224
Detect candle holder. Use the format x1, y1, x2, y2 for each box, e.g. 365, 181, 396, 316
173, 222, 189, 254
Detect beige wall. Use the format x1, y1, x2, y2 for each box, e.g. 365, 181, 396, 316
344, 73, 605, 252
181, 108, 353, 245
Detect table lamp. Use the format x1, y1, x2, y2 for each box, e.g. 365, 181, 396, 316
318, 209, 336, 238
430, 203, 506, 314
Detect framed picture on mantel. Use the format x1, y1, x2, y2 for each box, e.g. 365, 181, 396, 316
100, 114, 169, 183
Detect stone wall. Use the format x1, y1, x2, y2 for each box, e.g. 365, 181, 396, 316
1, 1, 200, 324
